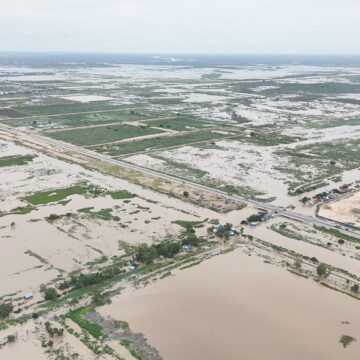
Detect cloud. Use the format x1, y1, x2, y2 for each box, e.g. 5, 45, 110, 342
0, 0, 359, 53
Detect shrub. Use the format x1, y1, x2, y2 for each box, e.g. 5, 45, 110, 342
45, 322, 64, 337
0, 303, 13, 319
316, 263, 328, 278
340, 335, 356, 348
7, 335, 16, 343
32, 312, 39, 319
92, 291, 106, 306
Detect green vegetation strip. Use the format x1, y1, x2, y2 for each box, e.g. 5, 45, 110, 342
0, 206, 34, 218
110, 190, 135, 199
271, 224, 306, 241
314, 225, 360, 244
172, 220, 204, 228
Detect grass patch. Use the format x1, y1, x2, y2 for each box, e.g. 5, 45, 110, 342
67, 306, 103, 339
110, 190, 135, 200
0, 155, 36, 168
24, 185, 91, 205
78, 207, 119, 221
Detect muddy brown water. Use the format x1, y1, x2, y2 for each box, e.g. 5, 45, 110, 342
101, 249, 360, 360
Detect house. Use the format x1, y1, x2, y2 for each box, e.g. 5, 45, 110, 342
23, 292, 34, 300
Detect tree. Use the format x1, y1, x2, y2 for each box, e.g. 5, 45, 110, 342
136, 244, 157, 264
247, 214, 264, 223
300, 197, 310, 204
316, 263, 328, 278
183, 233, 200, 247
183, 191, 189, 198
45, 322, 64, 337
7, 335, 16, 343
0, 303, 13, 319
156, 241, 181, 258
44, 288, 58, 301
351, 284, 359, 293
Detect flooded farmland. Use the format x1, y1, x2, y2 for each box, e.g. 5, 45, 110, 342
101, 249, 360, 360
0, 53, 359, 360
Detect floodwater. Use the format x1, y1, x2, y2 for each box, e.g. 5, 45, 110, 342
249, 221, 360, 275
100, 250, 360, 360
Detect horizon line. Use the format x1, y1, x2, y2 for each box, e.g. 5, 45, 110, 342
1, 51, 360, 57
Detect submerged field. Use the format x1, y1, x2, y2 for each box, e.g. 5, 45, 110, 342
101, 250, 360, 360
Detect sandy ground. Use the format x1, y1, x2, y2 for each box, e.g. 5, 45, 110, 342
100, 249, 360, 360
319, 192, 360, 227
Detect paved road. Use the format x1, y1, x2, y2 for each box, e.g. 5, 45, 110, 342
1, 123, 359, 241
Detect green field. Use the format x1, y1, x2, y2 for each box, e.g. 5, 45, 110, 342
0, 108, 28, 118
24, 185, 90, 205
95, 130, 231, 156
0, 154, 36, 167
2, 109, 147, 129
10, 102, 121, 117
46, 124, 164, 146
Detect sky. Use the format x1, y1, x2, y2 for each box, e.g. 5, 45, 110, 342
1, 0, 360, 54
